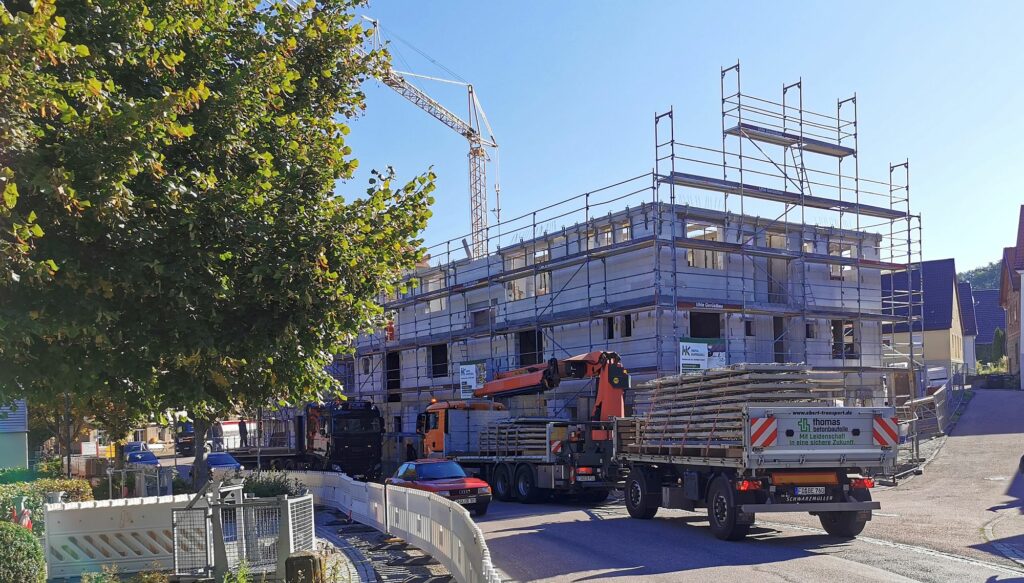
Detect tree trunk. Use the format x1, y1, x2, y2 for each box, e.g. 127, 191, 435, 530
191, 417, 211, 491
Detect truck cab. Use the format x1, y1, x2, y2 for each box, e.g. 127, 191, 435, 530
418, 400, 508, 457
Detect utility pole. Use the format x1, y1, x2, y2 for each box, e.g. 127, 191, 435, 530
64, 392, 72, 479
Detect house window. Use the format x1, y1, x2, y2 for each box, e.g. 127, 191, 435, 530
533, 244, 550, 264
506, 271, 550, 301
766, 231, 788, 250
745, 319, 755, 337
360, 357, 371, 376
802, 240, 816, 254
831, 320, 858, 359
618, 221, 632, 243
429, 344, 448, 378
504, 250, 528, 271
596, 224, 614, 247
386, 351, 401, 403
686, 222, 724, 270
828, 242, 855, 281
805, 322, 816, 339
470, 305, 495, 328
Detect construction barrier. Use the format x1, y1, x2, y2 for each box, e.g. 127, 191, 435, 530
285, 471, 502, 583
44, 494, 195, 579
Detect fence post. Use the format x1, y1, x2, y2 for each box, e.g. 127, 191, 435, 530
210, 502, 228, 580
276, 495, 292, 577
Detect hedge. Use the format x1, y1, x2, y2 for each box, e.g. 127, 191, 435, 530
0, 521, 45, 582
0, 477, 93, 534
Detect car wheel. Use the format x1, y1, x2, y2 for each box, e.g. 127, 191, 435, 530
514, 465, 540, 504
707, 475, 749, 541
624, 468, 658, 519
492, 465, 512, 501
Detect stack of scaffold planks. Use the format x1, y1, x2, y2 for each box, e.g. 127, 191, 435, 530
622, 363, 844, 457
478, 420, 550, 457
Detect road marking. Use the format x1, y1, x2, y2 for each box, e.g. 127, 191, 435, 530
758, 519, 1024, 576
871, 512, 900, 517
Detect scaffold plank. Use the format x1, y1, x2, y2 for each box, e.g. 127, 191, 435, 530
725, 123, 856, 158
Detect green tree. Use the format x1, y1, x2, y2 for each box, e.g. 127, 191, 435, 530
993, 327, 1006, 360
0, 0, 434, 486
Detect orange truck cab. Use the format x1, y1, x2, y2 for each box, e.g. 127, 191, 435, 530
417, 400, 507, 457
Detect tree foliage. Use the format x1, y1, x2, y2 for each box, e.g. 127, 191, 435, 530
0, 0, 434, 446
958, 260, 1001, 290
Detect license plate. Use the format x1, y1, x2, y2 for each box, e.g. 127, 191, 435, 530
794, 486, 826, 496
452, 497, 477, 505
576, 475, 596, 482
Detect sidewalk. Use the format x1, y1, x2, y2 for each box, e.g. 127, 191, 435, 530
314, 504, 454, 583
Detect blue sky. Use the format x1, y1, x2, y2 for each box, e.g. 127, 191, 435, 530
344, 1, 1024, 274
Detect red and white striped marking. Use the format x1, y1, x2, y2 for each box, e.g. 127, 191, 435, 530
873, 415, 900, 447
750, 417, 778, 448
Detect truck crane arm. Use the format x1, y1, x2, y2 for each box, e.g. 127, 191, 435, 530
472, 351, 631, 422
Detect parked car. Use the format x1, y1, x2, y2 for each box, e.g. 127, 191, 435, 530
386, 459, 491, 516
207, 452, 243, 472
123, 441, 149, 456
125, 451, 160, 466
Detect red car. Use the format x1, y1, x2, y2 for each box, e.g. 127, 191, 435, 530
386, 459, 492, 516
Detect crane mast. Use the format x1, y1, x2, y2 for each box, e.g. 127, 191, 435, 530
364, 19, 497, 258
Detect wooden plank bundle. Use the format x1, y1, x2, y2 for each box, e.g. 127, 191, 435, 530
632, 363, 842, 450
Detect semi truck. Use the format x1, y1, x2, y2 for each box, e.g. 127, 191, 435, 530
176, 401, 385, 479
418, 351, 631, 503
613, 365, 898, 540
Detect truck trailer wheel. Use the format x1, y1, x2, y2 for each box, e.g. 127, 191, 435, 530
492, 465, 513, 501
514, 465, 541, 503
819, 489, 870, 538
707, 476, 749, 541
624, 469, 658, 519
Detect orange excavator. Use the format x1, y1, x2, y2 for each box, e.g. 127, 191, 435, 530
417, 351, 630, 504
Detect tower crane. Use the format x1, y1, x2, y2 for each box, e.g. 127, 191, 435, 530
363, 19, 499, 259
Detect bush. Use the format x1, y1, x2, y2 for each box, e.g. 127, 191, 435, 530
0, 467, 35, 484
35, 456, 64, 478
0, 521, 45, 583
0, 477, 93, 534
242, 471, 304, 498
0, 457, 66, 484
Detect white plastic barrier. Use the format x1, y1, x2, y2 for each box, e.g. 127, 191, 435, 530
44, 494, 196, 578
285, 471, 501, 583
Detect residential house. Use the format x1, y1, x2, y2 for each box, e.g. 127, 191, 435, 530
0, 401, 29, 469
883, 258, 966, 377
973, 288, 1006, 363
958, 281, 978, 375
999, 205, 1024, 387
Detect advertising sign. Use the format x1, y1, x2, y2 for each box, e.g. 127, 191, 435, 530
679, 338, 727, 372
459, 361, 487, 399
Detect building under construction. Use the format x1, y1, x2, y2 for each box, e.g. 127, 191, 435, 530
339, 65, 924, 464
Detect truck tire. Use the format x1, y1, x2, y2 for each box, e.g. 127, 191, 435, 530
707, 475, 749, 541
492, 465, 513, 501
819, 489, 870, 538
624, 469, 658, 519
514, 465, 541, 503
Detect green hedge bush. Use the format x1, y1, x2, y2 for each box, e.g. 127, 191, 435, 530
0, 477, 93, 534
0, 521, 45, 583
242, 471, 305, 498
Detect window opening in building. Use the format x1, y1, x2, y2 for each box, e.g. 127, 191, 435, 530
773, 317, 786, 364
805, 322, 816, 339
685, 222, 724, 270
690, 312, 722, 339
386, 351, 401, 403
828, 242, 856, 281
518, 330, 544, 366
430, 344, 448, 378
744, 319, 754, 337
831, 320, 858, 359
360, 357, 371, 376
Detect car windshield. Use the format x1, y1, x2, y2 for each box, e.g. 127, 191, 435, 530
416, 461, 467, 480
124, 443, 146, 452
128, 452, 156, 462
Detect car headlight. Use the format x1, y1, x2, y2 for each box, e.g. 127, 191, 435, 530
436, 490, 450, 497
478, 486, 491, 494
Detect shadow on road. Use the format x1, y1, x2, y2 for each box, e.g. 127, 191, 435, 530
484, 512, 865, 581
948, 390, 1024, 437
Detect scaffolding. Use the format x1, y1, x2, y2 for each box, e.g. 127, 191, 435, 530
347, 64, 924, 464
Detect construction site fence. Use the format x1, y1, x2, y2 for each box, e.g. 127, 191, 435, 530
287, 470, 502, 583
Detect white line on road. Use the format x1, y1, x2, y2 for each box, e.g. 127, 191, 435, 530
758, 519, 1024, 577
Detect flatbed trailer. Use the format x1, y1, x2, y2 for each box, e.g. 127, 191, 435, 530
614, 405, 898, 540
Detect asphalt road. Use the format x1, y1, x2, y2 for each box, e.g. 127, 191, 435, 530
476, 389, 1024, 582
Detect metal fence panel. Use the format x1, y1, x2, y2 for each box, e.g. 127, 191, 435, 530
288, 495, 315, 553
173, 507, 212, 577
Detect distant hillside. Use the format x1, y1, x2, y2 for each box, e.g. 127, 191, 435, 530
958, 260, 1001, 290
